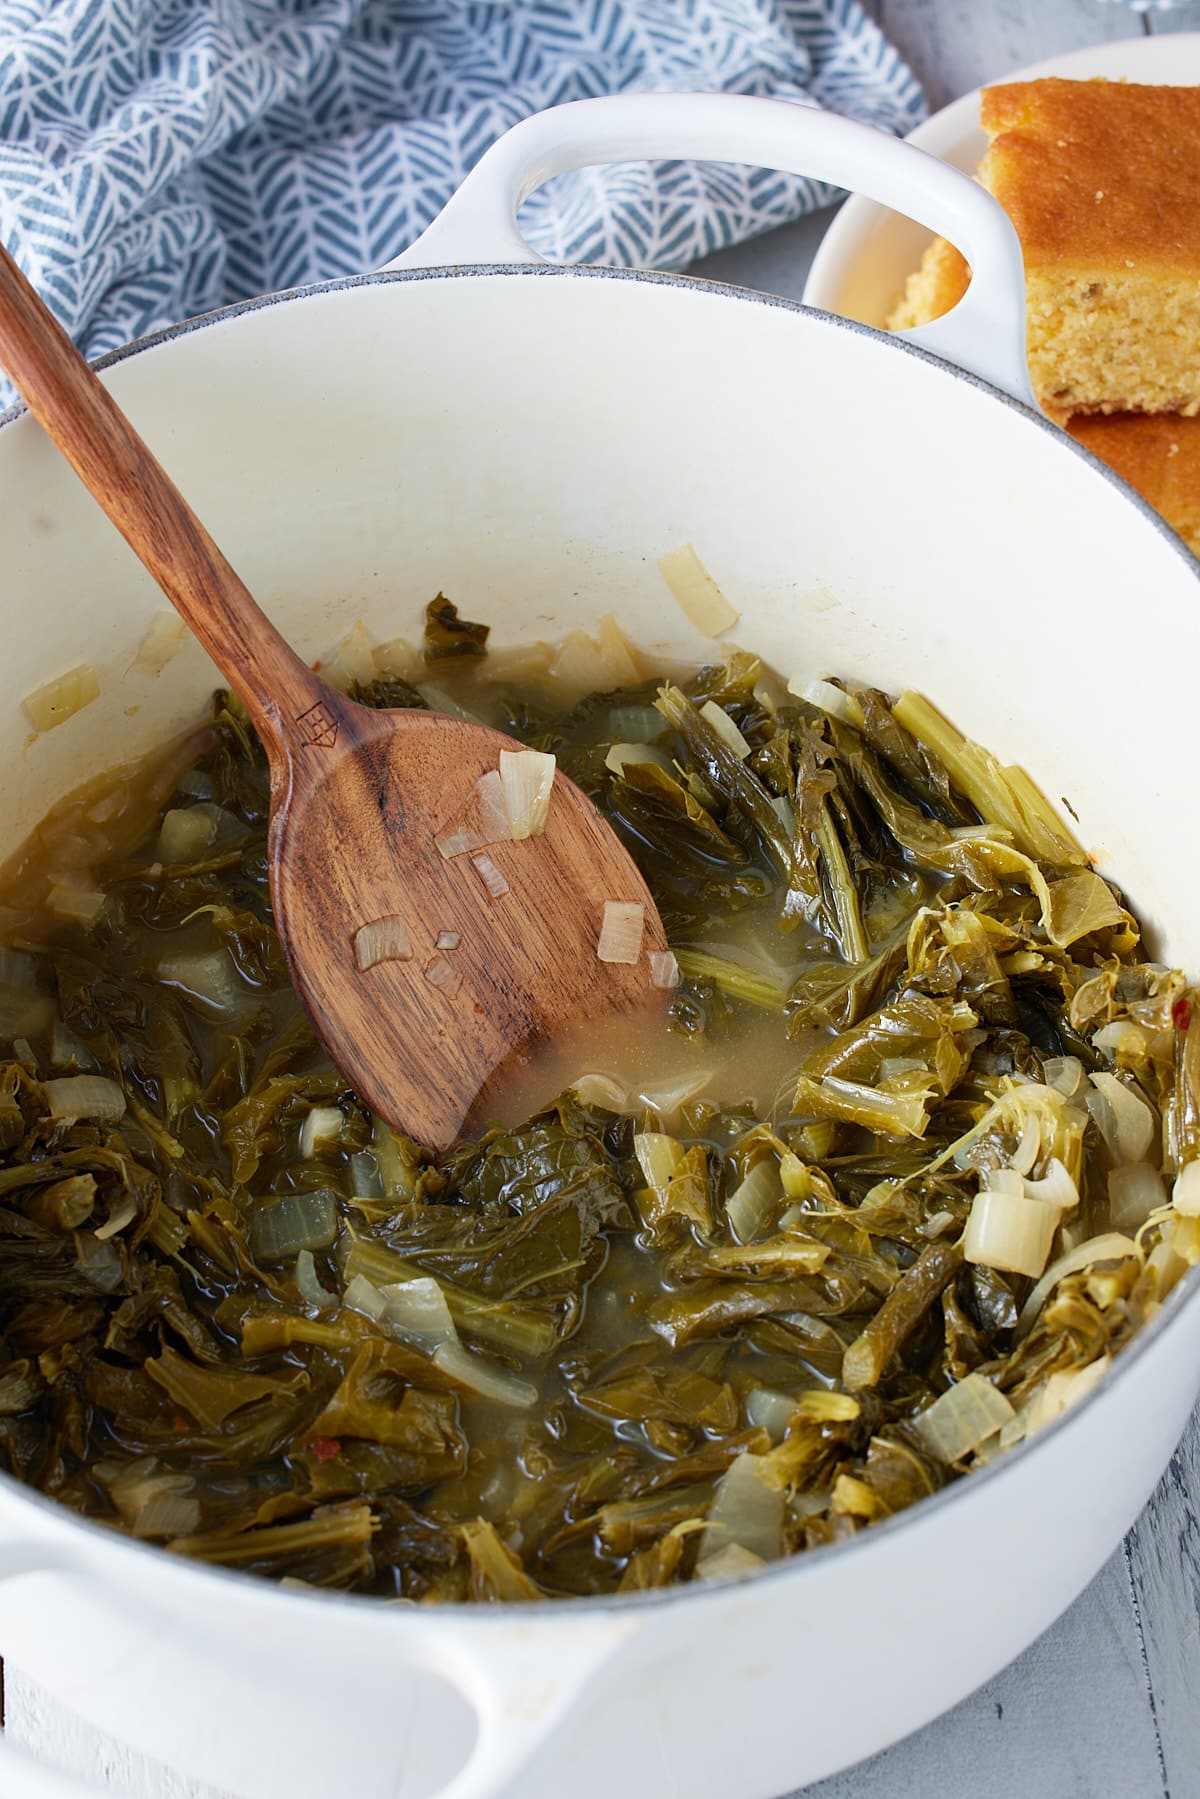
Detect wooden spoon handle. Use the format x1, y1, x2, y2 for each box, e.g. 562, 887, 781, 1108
0, 242, 326, 761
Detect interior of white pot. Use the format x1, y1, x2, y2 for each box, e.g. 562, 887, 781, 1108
3, 267, 1197, 977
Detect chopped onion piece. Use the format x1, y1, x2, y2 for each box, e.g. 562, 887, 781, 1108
322, 619, 377, 689
648, 950, 680, 990
699, 701, 751, 759
499, 749, 555, 839
605, 742, 674, 778
1011, 1356, 1111, 1444
436, 932, 460, 952
549, 629, 615, 694
248, 1190, 338, 1263
43, 1075, 126, 1124
1042, 1055, 1085, 1098
597, 900, 643, 965
1008, 1111, 1041, 1177
788, 677, 864, 728
594, 613, 643, 684
131, 611, 188, 677
23, 663, 100, 732
726, 1159, 780, 1245
779, 1154, 811, 1201
299, 1107, 343, 1158
157, 948, 246, 1018
911, 1373, 1015, 1463
634, 1132, 685, 1192
474, 770, 511, 845
637, 1069, 712, 1116
158, 807, 217, 863
1092, 1022, 1146, 1058
964, 1185, 1059, 1278
46, 883, 106, 925
101, 1457, 200, 1540
470, 854, 509, 899
744, 1387, 799, 1441
696, 1542, 765, 1583
354, 915, 412, 970
658, 544, 738, 637
343, 1272, 389, 1322
424, 953, 463, 998
1016, 1232, 1139, 1335
294, 1250, 336, 1312
571, 1073, 630, 1111
94, 1196, 138, 1242
381, 1276, 458, 1347
1108, 1163, 1167, 1230
1173, 1160, 1200, 1216
436, 826, 483, 860
699, 1451, 783, 1567
1089, 1073, 1156, 1164
433, 1341, 536, 1409
1022, 1157, 1079, 1211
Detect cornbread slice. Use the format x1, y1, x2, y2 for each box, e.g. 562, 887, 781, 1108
982, 80, 1200, 418
1067, 413, 1200, 556
887, 235, 969, 331
887, 79, 1200, 419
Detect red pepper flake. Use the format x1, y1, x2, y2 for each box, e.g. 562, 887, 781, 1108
1173, 998, 1193, 1033
174, 1414, 189, 1432
308, 1436, 342, 1462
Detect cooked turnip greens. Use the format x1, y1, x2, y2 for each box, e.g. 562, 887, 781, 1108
0, 597, 1197, 1599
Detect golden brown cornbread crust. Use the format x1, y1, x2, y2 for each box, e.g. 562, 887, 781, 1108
1067, 413, 1200, 555
980, 79, 1200, 418
979, 79, 1200, 275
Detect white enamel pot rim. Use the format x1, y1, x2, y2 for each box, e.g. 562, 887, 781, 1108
0, 93, 1197, 1799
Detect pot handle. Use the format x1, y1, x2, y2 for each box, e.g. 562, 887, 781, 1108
0, 1531, 636, 1799
385, 92, 1036, 408
413, 1614, 637, 1799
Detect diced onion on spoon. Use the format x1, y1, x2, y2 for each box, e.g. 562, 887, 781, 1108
354, 916, 412, 970
499, 750, 555, 839
597, 901, 644, 965
471, 854, 509, 899
474, 770, 511, 845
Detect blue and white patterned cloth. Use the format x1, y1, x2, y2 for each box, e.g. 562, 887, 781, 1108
0, 0, 924, 382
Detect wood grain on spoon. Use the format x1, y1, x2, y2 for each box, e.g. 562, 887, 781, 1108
0, 244, 670, 1149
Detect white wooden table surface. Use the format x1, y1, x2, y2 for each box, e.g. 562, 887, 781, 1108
9, 2, 1200, 1795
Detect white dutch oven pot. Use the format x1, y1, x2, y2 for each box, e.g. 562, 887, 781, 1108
0, 94, 1196, 1799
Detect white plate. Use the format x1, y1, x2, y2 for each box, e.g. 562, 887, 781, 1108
803, 33, 1200, 329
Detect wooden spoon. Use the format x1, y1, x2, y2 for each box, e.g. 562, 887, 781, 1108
0, 245, 670, 1150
